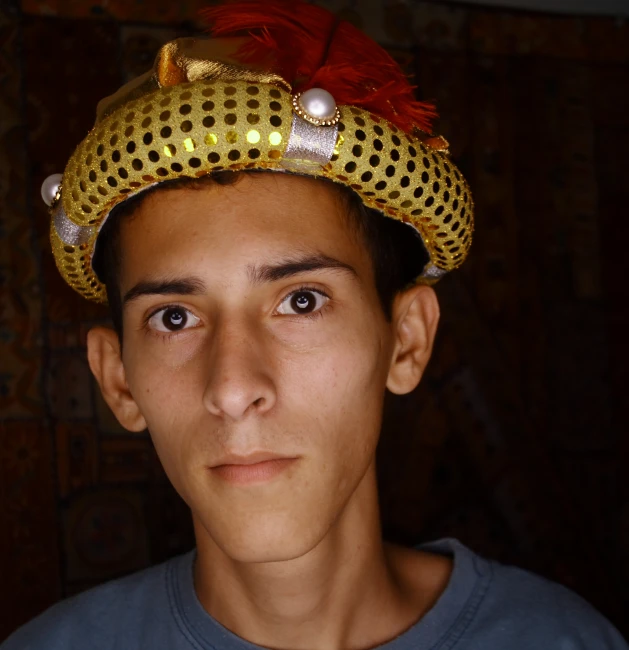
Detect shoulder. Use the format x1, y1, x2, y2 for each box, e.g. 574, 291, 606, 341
418, 539, 627, 649
475, 552, 627, 648
1, 552, 190, 650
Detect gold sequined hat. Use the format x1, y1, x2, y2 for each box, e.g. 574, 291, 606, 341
43, 0, 474, 304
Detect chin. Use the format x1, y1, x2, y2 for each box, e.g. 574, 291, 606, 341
197, 507, 331, 564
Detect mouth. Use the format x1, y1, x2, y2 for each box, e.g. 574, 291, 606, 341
210, 453, 298, 485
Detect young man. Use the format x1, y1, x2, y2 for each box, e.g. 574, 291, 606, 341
4, 2, 626, 648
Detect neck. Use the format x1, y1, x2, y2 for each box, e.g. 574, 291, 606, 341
192, 465, 426, 650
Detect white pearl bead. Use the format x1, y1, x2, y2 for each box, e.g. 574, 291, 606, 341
300, 88, 336, 120
41, 173, 63, 206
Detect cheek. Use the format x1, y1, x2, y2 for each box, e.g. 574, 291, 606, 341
123, 348, 204, 457
124, 333, 202, 404
128, 364, 185, 418
278, 323, 388, 466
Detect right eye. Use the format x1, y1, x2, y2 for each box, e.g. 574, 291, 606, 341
148, 306, 200, 333
276, 288, 329, 316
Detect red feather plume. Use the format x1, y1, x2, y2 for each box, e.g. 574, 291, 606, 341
201, 0, 437, 134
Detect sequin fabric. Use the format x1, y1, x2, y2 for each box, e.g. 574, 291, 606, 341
51, 79, 473, 303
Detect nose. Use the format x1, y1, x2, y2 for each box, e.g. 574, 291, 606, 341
203, 316, 276, 421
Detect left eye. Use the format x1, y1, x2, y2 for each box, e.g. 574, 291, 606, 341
148, 306, 201, 333
276, 289, 329, 316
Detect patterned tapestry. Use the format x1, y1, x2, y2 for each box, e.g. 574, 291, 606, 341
1, 0, 627, 640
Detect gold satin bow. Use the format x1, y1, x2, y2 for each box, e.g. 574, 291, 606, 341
96, 37, 292, 124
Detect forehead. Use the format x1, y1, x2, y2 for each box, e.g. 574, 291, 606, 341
117, 173, 370, 286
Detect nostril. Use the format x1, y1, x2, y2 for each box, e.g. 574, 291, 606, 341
203, 366, 276, 420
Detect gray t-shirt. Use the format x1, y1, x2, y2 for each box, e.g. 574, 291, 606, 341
2, 538, 626, 649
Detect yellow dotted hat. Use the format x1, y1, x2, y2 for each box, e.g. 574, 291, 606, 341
43, 1, 474, 304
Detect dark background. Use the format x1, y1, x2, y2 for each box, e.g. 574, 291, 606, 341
0, 0, 628, 641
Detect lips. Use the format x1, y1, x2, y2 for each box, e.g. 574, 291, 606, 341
210, 453, 298, 485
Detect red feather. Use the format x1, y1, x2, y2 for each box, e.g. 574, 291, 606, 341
201, 0, 437, 133
202, 2, 334, 90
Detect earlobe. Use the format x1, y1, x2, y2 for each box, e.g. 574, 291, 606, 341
386, 285, 440, 395
86, 327, 147, 432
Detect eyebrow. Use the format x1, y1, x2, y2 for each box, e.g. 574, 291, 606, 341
123, 277, 206, 306
247, 253, 357, 285
122, 253, 357, 306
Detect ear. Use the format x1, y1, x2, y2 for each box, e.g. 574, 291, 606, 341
86, 326, 147, 432
386, 285, 440, 395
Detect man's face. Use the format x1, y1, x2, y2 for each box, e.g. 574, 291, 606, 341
117, 174, 397, 562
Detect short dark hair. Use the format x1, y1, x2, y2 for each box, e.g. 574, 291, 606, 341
93, 172, 429, 339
